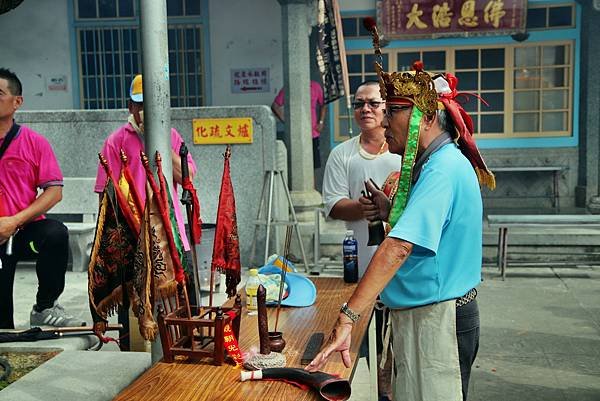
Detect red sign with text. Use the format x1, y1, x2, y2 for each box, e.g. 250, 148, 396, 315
377, 0, 526, 39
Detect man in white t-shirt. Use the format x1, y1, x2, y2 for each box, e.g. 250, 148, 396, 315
322, 81, 401, 401
322, 81, 401, 277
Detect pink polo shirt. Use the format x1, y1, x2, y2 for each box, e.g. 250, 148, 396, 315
94, 123, 197, 250
0, 124, 63, 220
273, 80, 324, 139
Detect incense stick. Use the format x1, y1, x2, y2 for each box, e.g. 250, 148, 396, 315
274, 226, 293, 332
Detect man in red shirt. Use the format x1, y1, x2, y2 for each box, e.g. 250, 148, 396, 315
271, 80, 327, 169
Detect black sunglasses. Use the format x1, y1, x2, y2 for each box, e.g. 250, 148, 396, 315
385, 105, 412, 118
352, 100, 384, 110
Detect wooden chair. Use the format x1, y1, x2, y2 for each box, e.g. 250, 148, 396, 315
156, 286, 241, 365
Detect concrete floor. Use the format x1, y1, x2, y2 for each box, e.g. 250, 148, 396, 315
6, 263, 600, 401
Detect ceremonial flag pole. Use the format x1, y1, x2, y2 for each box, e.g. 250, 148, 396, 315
154, 152, 192, 318
274, 226, 293, 333
178, 142, 203, 309
210, 145, 242, 307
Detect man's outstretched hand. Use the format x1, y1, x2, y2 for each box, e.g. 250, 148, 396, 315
305, 319, 353, 372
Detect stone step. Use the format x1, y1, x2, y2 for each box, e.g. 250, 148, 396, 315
0, 350, 150, 401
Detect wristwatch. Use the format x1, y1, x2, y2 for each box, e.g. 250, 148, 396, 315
340, 303, 360, 323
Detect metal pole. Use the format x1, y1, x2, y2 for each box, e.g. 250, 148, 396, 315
140, 0, 173, 183
140, 0, 172, 365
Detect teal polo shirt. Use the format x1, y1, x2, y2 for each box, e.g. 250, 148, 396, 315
381, 143, 483, 309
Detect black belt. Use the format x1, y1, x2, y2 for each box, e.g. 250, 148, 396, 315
456, 288, 477, 307
380, 288, 478, 311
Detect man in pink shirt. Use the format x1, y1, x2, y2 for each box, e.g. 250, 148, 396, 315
0, 68, 86, 329
271, 80, 327, 169
95, 74, 197, 269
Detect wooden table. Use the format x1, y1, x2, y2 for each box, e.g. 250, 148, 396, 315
114, 277, 373, 401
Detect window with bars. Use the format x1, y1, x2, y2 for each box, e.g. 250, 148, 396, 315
332, 42, 573, 142
455, 48, 506, 135
78, 27, 139, 109
513, 44, 571, 134
74, 0, 204, 109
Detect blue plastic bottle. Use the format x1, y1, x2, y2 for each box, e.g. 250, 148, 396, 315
343, 230, 358, 283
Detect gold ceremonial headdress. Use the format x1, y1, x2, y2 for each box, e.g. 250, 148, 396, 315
363, 17, 495, 228
363, 17, 438, 115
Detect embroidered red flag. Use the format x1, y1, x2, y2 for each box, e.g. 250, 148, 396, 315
88, 154, 138, 331
141, 152, 186, 285
98, 152, 141, 237
118, 149, 144, 233
211, 145, 241, 298
130, 181, 179, 341
155, 152, 189, 277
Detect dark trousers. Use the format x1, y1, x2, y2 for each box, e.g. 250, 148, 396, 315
456, 299, 480, 401
0, 219, 69, 329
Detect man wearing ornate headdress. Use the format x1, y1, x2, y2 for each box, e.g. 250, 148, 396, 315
322, 80, 401, 401
306, 19, 495, 401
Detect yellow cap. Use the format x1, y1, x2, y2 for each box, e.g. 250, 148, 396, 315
129, 74, 143, 102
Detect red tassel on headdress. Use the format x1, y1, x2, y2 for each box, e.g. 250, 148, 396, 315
412, 60, 424, 72
363, 16, 377, 31
437, 73, 496, 189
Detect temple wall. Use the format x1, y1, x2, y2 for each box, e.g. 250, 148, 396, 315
15, 105, 284, 266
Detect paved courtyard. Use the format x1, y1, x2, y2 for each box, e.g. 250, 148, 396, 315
5, 263, 600, 401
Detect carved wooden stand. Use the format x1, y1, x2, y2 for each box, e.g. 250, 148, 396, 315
157, 295, 242, 365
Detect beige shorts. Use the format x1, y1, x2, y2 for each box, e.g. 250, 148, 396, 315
389, 300, 462, 401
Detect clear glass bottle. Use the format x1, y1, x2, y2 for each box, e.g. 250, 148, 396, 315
245, 268, 261, 313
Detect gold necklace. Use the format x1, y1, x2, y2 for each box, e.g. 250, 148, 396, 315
358, 134, 387, 160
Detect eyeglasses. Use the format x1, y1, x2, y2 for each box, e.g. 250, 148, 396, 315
352, 100, 384, 110
385, 105, 412, 118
